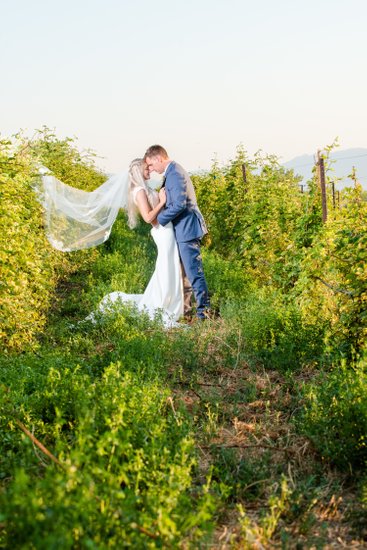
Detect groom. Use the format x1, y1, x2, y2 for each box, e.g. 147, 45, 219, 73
144, 145, 210, 320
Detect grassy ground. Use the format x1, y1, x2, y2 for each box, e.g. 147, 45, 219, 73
1, 215, 367, 548
168, 319, 367, 548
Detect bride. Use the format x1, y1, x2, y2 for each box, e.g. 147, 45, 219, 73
38, 158, 184, 327
94, 159, 184, 326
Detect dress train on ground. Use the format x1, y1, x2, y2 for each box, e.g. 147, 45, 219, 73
88, 222, 184, 328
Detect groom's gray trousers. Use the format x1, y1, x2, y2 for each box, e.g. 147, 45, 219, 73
180, 261, 193, 316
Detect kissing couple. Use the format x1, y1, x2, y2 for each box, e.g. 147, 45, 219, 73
40, 145, 211, 327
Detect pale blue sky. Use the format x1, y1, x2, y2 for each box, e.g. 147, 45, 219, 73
1, 0, 366, 172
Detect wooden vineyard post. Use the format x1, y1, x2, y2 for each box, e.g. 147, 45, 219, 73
317, 151, 328, 222
242, 163, 247, 192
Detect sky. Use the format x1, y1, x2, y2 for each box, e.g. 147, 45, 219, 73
1, 0, 367, 173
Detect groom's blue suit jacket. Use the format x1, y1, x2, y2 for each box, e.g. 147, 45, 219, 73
157, 161, 207, 243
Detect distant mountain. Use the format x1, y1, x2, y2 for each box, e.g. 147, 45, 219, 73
283, 148, 367, 189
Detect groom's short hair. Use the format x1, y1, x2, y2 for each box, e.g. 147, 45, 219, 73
144, 145, 168, 159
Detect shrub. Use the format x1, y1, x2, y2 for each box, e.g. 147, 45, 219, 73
0, 141, 58, 350
0, 133, 103, 352
299, 357, 367, 470
201, 249, 252, 312
295, 185, 367, 359
0, 360, 215, 548
221, 289, 324, 371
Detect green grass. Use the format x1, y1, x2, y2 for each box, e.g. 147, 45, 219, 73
2, 213, 366, 546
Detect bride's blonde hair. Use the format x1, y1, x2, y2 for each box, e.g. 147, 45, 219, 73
127, 158, 157, 228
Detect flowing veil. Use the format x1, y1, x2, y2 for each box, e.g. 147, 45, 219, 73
35, 165, 184, 327
36, 167, 130, 251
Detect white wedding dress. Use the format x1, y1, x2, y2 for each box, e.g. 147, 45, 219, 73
88, 187, 184, 328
